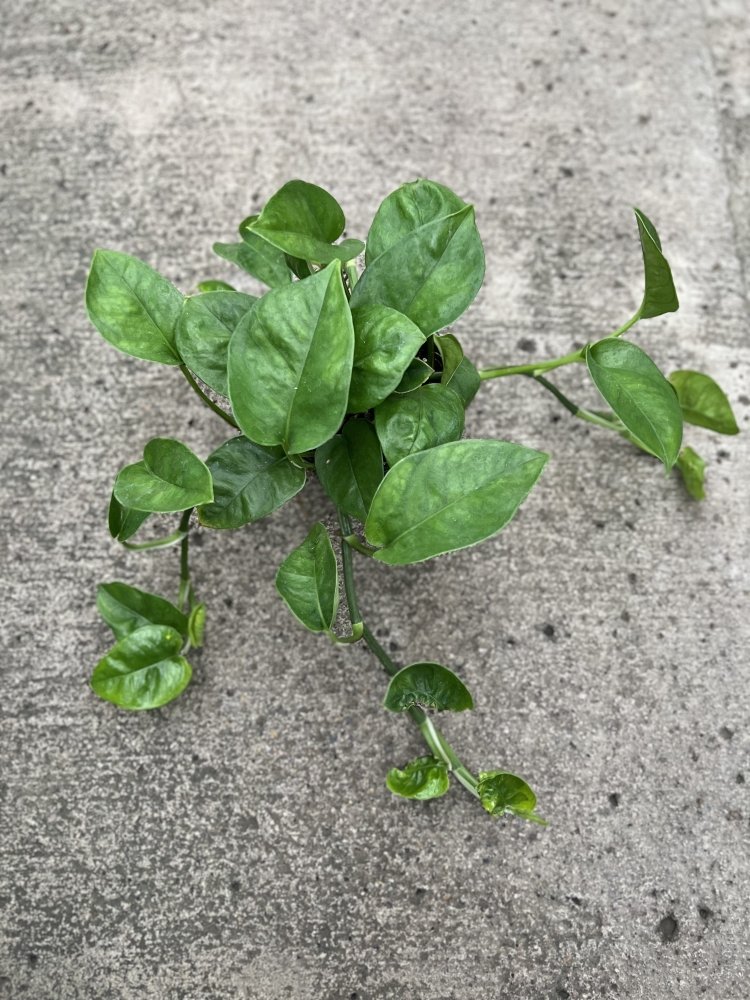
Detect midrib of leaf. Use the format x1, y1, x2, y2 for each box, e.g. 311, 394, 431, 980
400, 208, 471, 316
216, 456, 287, 504
101, 254, 178, 359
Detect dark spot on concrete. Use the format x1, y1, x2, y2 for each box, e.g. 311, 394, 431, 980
719, 726, 734, 740
304, 94, 314, 102
506, 636, 517, 645
620, 610, 630, 622
638, 113, 651, 125
223, 596, 233, 608
738, 394, 749, 406
628, 572, 637, 585
566, 895, 582, 906
608, 792, 620, 808
516, 336, 536, 352
560, 166, 574, 177
557, 989, 570, 999
593, 519, 605, 529
27, 953, 38, 965
736, 772, 745, 784
656, 913, 679, 942
542, 623, 555, 639
698, 905, 714, 921
230, 880, 241, 892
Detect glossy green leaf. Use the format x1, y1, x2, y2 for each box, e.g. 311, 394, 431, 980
176, 290, 256, 395
198, 435, 305, 529
247, 180, 364, 264
197, 279, 235, 292
347, 304, 426, 412
213, 215, 291, 289
187, 603, 206, 648
384, 662, 473, 712
315, 420, 383, 522
228, 261, 354, 454
435, 333, 480, 406
108, 493, 150, 542
386, 755, 450, 800
676, 446, 706, 500
395, 357, 434, 393
86, 250, 183, 365
634, 208, 679, 319
114, 438, 213, 513
91, 624, 191, 710
668, 370, 739, 435
366, 179, 466, 266
585, 339, 683, 469
275, 523, 339, 634
97, 582, 188, 639
366, 439, 548, 565
351, 186, 484, 335
375, 385, 465, 466
477, 771, 545, 824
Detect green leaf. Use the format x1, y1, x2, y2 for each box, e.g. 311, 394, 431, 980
214, 215, 291, 288
108, 493, 150, 542
676, 445, 706, 500
176, 290, 256, 395
91, 624, 192, 710
347, 304, 426, 412
187, 603, 206, 648
585, 339, 683, 469
668, 370, 739, 435
351, 184, 484, 335
477, 771, 545, 824
97, 582, 188, 639
228, 261, 354, 454
247, 180, 364, 264
386, 755, 450, 800
366, 179, 466, 266
634, 208, 679, 319
197, 279, 235, 292
86, 249, 184, 365
375, 385, 465, 466
383, 662, 473, 712
395, 357, 434, 394
315, 420, 384, 522
365, 439, 548, 565
435, 333, 480, 406
275, 523, 339, 634
198, 435, 305, 529
114, 438, 213, 513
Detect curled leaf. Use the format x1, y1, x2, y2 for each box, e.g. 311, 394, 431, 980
477, 771, 546, 824
384, 662, 473, 712
668, 370, 739, 435
386, 755, 450, 800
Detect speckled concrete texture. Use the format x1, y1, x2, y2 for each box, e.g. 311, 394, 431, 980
1, 1, 748, 998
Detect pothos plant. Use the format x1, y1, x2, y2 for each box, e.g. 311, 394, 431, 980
85, 179, 739, 824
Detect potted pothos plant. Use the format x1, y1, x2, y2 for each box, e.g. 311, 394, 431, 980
85, 179, 738, 824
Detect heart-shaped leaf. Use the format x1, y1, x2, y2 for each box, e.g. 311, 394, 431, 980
315, 420, 383, 523
275, 523, 339, 634
347, 304, 426, 412
384, 662, 473, 712
634, 208, 679, 319
477, 771, 546, 824
91, 624, 192, 710
668, 370, 739, 435
365, 439, 548, 565
213, 215, 291, 288
176, 290, 256, 395
386, 755, 451, 800
676, 446, 706, 500
114, 438, 213, 513
97, 582, 188, 639
365, 179, 466, 266
108, 493, 150, 542
375, 384, 465, 467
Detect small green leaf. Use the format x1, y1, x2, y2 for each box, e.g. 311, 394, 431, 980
197, 280, 235, 292
347, 304, 426, 412
384, 662, 473, 712
634, 208, 679, 319
395, 357, 434, 394
477, 771, 546, 824
366, 439, 548, 565
97, 582, 188, 639
275, 523, 339, 633
187, 603, 206, 648
366, 179, 466, 265
247, 180, 364, 264
228, 261, 354, 454
375, 385, 465, 466
176, 290, 256, 395
668, 370, 739, 435
315, 420, 384, 522
114, 438, 213, 513
108, 493, 150, 542
214, 215, 291, 288
676, 446, 706, 500
386, 755, 451, 800
86, 249, 183, 365
585, 339, 683, 469
91, 625, 192, 710
435, 333, 480, 406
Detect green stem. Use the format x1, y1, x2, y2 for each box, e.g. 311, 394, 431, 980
532, 375, 624, 432
610, 309, 641, 339
177, 508, 194, 612
122, 528, 187, 551
180, 365, 239, 429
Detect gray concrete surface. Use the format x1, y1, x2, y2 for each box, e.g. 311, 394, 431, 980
2, 1, 749, 997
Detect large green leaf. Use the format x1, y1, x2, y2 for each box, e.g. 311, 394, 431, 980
97, 582, 188, 639
375, 385, 465, 466
91, 624, 192, 710
246, 180, 364, 264
86, 250, 183, 365
365, 439, 548, 565
634, 209, 679, 319
585, 339, 682, 469
347, 304, 426, 412
108, 493, 150, 542
435, 333, 480, 406
176, 290, 256, 395
676, 446, 706, 500
365, 179, 466, 265
386, 755, 450, 800
198, 436, 305, 529
477, 771, 545, 824
228, 261, 354, 454
212, 215, 292, 289
315, 420, 383, 522
114, 438, 213, 513
351, 185, 484, 335
383, 662, 473, 712
668, 370, 739, 435
275, 523, 339, 634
